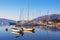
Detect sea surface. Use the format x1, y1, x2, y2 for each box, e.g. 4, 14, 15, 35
0, 25, 60, 40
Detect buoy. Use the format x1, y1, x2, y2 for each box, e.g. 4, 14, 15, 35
5, 28, 8, 32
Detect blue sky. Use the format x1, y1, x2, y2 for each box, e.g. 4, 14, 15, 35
0, 0, 60, 21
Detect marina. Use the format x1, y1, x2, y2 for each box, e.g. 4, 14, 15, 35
0, 0, 60, 40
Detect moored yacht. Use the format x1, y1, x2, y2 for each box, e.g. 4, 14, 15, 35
11, 27, 35, 32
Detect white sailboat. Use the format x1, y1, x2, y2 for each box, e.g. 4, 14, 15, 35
11, 0, 35, 33
16, 8, 24, 27
46, 10, 55, 27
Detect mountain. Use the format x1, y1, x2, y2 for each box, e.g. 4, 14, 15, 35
32, 14, 60, 22
0, 18, 16, 25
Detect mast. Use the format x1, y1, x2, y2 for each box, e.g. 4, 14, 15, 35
20, 8, 24, 21
33, 9, 34, 19
47, 10, 49, 21
47, 10, 49, 24
27, 0, 30, 21
20, 8, 24, 27
38, 9, 41, 22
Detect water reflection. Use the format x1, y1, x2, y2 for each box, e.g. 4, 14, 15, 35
40, 26, 60, 32
1, 26, 60, 40
11, 26, 35, 37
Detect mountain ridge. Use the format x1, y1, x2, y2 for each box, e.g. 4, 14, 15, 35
0, 18, 16, 25
32, 14, 60, 22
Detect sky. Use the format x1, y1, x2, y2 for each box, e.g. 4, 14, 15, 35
0, 0, 60, 21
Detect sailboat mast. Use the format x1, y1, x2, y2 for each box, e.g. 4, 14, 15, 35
27, 0, 30, 21
20, 8, 24, 27
46, 10, 49, 24
20, 8, 24, 21
33, 9, 34, 19
47, 10, 49, 21
20, 9, 21, 21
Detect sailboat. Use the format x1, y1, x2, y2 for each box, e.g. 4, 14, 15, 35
12, 0, 35, 33
46, 10, 55, 27
15, 8, 24, 27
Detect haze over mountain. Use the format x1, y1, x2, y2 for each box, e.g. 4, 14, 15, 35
32, 14, 60, 22
0, 18, 16, 25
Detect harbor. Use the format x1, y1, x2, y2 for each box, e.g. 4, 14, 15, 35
0, 0, 60, 40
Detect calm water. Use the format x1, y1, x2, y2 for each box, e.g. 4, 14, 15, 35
0, 26, 60, 40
